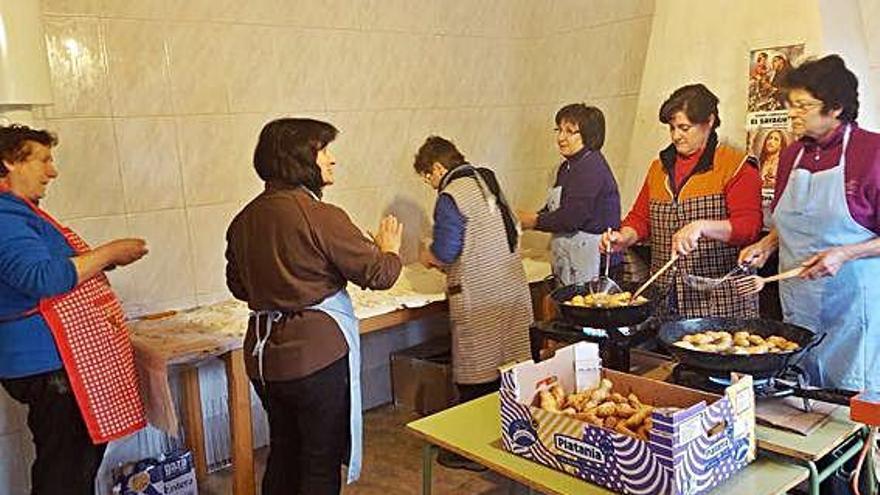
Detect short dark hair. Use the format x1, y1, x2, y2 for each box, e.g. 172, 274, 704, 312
781, 54, 859, 122
253, 118, 338, 195
413, 136, 466, 175
659, 84, 721, 129
555, 103, 605, 151
0, 124, 58, 177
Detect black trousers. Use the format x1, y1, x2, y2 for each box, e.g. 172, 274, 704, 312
252, 357, 351, 495
1, 369, 107, 495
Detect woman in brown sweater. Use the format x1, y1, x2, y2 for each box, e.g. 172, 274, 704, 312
225, 118, 403, 495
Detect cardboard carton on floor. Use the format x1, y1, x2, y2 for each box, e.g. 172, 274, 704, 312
500, 342, 756, 495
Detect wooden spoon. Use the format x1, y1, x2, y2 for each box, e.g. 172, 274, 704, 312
631, 253, 680, 302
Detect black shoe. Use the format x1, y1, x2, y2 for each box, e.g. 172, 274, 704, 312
436, 449, 487, 472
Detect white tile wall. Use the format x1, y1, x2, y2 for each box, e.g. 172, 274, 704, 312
1, 1, 657, 489
103, 19, 174, 117
40, 118, 126, 219
861, 0, 880, 121
114, 117, 185, 212
42, 17, 112, 117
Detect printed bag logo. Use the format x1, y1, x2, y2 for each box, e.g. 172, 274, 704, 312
507, 419, 538, 448
553, 434, 605, 464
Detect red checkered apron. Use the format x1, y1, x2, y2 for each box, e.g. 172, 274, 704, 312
10, 191, 146, 444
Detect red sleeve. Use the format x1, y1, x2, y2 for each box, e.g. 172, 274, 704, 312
725, 163, 763, 245
621, 180, 651, 240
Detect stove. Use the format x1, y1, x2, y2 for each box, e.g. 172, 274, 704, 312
671, 362, 820, 411
530, 317, 662, 371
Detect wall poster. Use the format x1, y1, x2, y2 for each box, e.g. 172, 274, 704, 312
746, 44, 805, 227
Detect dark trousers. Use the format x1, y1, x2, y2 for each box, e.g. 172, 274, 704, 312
456, 378, 501, 404
1, 369, 107, 495
252, 357, 350, 495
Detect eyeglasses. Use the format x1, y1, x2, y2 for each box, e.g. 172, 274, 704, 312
554, 127, 580, 138
785, 99, 823, 114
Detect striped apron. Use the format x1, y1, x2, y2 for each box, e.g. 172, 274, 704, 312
440, 166, 533, 384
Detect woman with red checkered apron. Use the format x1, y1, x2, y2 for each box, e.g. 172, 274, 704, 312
0, 125, 149, 495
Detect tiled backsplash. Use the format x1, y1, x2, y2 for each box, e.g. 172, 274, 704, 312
32, 0, 655, 317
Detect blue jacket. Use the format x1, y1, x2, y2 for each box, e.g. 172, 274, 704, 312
430, 166, 517, 265
0, 192, 77, 378
536, 148, 621, 234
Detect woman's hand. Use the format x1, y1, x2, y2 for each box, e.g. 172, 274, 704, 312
99, 238, 149, 266
517, 210, 538, 230
738, 243, 771, 268
600, 227, 638, 254
73, 238, 148, 283
671, 221, 704, 256
800, 247, 853, 279
372, 215, 403, 255
737, 229, 778, 269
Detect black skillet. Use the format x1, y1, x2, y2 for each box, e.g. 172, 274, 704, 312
658, 317, 824, 376
550, 281, 658, 328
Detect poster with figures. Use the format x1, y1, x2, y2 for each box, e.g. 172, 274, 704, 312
746, 44, 805, 227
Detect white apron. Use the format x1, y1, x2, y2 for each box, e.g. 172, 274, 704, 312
252, 292, 364, 483
545, 185, 602, 285
773, 124, 880, 391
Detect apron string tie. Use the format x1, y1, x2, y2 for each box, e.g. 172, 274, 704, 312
250, 310, 283, 385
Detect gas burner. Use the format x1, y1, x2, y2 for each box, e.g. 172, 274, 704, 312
707, 375, 771, 388
531, 317, 660, 372
672, 363, 812, 404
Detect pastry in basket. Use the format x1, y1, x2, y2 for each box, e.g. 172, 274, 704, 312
565, 292, 648, 308
673, 330, 800, 354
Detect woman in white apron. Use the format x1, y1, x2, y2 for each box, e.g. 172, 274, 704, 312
740, 55, 880, 391
518, 104, 622, 286
226, 118, 404, 494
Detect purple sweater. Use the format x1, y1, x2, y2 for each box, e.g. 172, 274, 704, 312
536, 148, 621, 235
772, 124, 880, 234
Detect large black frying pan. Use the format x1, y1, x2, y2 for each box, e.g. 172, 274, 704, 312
658, 317, 823, 376
550, 281, 656, 328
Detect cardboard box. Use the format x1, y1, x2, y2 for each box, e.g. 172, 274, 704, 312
500, 342, 756, 495
391, 338, 455, 416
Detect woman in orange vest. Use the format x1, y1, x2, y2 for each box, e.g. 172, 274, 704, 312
603, 84, 763, 318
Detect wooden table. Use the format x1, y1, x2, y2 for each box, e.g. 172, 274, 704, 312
140, 302, 453, 495
407, 394, 809, 495
130, 282, 552, 494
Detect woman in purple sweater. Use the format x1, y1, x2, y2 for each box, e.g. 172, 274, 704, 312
518, 104, 622, 286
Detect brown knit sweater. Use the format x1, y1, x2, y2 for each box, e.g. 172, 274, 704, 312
225, 183, 402, 381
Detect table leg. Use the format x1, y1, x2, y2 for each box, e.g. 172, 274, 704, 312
180, 366, 207, 481
805, 460, 820, 495
422, 444, 436, 495
805, 438, 863, 495
223, 349, 256, 495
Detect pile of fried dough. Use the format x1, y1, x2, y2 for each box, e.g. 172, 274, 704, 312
564, 292, 648, 308
673, 330, 800, 354
536, 378, 654, 440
